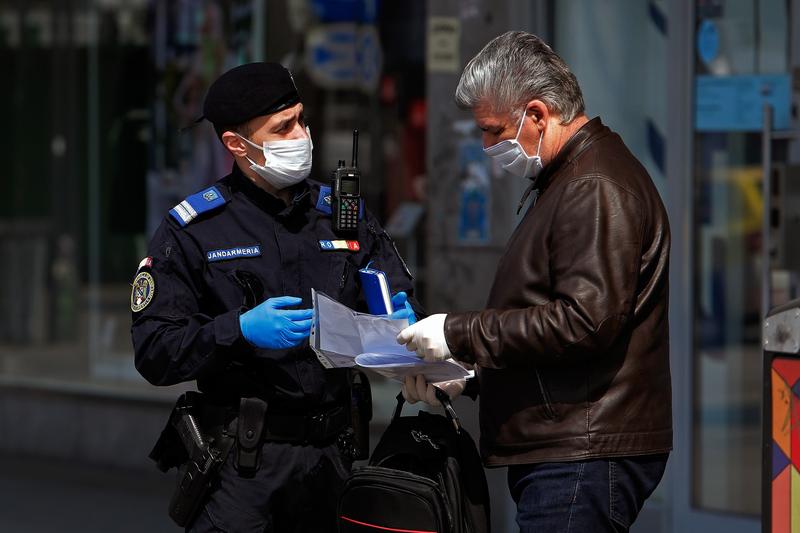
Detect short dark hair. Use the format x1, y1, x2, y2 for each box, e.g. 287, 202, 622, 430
214, 121, 253, 141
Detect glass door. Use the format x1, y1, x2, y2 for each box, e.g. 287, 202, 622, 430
685, 0, 795, 529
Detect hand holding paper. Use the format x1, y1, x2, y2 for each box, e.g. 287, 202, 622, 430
311, 290, 468, 382
396, 314, 452, 362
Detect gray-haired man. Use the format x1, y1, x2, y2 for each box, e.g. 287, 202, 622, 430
397, 31, 672, 532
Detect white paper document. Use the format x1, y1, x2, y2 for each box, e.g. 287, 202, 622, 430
310, 290, 472, 383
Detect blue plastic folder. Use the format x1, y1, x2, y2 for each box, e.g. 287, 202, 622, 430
359, 267, 394, 315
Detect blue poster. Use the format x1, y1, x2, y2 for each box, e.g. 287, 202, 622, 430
456, 138, 490, 244
458, 186, 488, 243
695, 74, 791, 131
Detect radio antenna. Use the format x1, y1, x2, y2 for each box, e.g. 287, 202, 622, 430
351, 129, 359, 168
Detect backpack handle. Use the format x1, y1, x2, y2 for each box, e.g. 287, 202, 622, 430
393, 387, 462, 433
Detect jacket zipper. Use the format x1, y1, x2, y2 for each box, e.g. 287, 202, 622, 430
339, 260, 350, 289
534, 368, 557, 420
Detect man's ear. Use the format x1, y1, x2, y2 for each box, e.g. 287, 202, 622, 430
525, 100, 550, 130
221, 131, 248, 158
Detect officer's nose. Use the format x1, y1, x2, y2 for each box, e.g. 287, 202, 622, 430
289, 121, 309, 140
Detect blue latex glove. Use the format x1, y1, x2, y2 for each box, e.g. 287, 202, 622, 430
239, 296, 313, 349
389, 291, 417, 325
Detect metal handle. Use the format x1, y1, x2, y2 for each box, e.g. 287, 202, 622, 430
393, 390, 462, 433
762, 103, 773, 321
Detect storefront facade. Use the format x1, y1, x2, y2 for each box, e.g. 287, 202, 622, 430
2, 1, 798, 531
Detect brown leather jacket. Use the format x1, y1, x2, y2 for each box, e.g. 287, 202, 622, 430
444, 117, 672, 466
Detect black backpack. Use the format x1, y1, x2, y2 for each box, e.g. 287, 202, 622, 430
338, 391, 491, 533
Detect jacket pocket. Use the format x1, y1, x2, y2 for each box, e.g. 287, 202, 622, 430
339, 260, 351, 290
228, 269, 264, 309
328, 254, 358, 305
534, 368, 557, 420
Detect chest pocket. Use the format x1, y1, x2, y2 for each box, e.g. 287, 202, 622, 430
227, 269, 265, 309
325, 252, 365, 309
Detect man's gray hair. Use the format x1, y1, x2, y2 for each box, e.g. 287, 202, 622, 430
454, 31, 585, 124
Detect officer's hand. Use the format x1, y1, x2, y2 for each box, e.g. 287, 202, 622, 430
388, 291, 417, 324
396, 314, 451, 362
239, 296, 313, 350
401, 374, 466, 407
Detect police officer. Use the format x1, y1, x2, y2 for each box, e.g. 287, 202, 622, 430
131, 62, 419, 532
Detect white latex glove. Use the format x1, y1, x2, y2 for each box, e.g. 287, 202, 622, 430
396, 313, 452, 362
401, 374, 467, 407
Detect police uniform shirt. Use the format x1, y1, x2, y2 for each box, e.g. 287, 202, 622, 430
131, 165, 416, 413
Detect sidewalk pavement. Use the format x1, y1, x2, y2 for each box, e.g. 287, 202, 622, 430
0, 454, 176, 532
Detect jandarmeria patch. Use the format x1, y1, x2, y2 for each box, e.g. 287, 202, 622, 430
206, 245, 262, 263
131, 271, 155, 312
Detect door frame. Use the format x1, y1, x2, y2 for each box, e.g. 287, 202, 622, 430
666, 1, 763, 531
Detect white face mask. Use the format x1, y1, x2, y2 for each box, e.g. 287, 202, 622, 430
483, 110, 543, 179
237, 126, 313, 189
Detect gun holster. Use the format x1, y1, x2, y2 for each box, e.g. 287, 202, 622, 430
169, 440, 226, 526
149, 391, 203, 472
149, 392, 234, 528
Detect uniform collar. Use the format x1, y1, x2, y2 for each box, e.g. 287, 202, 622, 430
230, 164, 311, 217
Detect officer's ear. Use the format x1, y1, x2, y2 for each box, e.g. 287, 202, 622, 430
221, 131, 249, 158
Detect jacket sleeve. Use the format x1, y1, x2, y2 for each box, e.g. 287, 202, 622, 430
131, 220, 246, 386
444, 177, 645, 368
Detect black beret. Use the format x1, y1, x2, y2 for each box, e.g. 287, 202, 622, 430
201, 62, 300, 127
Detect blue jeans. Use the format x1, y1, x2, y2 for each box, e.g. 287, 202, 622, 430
507, 454, 668, 533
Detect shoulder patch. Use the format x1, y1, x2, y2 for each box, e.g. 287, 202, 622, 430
136, 256, 153, 274
131, 271, 155, 312
315, 185, 333, 215
315, 185, 364, 219
169, 186, 227, 227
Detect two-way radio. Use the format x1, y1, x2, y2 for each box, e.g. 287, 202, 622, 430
331, 130, 362, 234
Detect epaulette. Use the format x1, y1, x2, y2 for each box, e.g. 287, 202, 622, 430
315, 184, 364, 220
169, 186, 228, 227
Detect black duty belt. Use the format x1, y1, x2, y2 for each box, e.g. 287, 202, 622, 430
265, 405, 350, 443
203, 400, 350, 445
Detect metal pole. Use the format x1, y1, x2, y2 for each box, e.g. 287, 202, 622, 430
762, 103, 773, 321
761, 105, 773, 533
251, 0, 265, 61
88, 4, 101, 376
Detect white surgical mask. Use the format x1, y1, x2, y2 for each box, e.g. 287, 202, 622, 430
237, 126, 313, 189
483, 110, 543, 179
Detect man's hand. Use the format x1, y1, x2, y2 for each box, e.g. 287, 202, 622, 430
239, 296, 313, 349
401, 374, 466, 407
388, 291, 417, 324
396, 314, 451, 362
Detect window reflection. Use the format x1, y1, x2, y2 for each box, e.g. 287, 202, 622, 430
691, 0, 790, 515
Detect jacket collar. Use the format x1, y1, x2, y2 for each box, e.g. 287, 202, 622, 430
229, 163, 311, 217
516, 116, 609, 214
